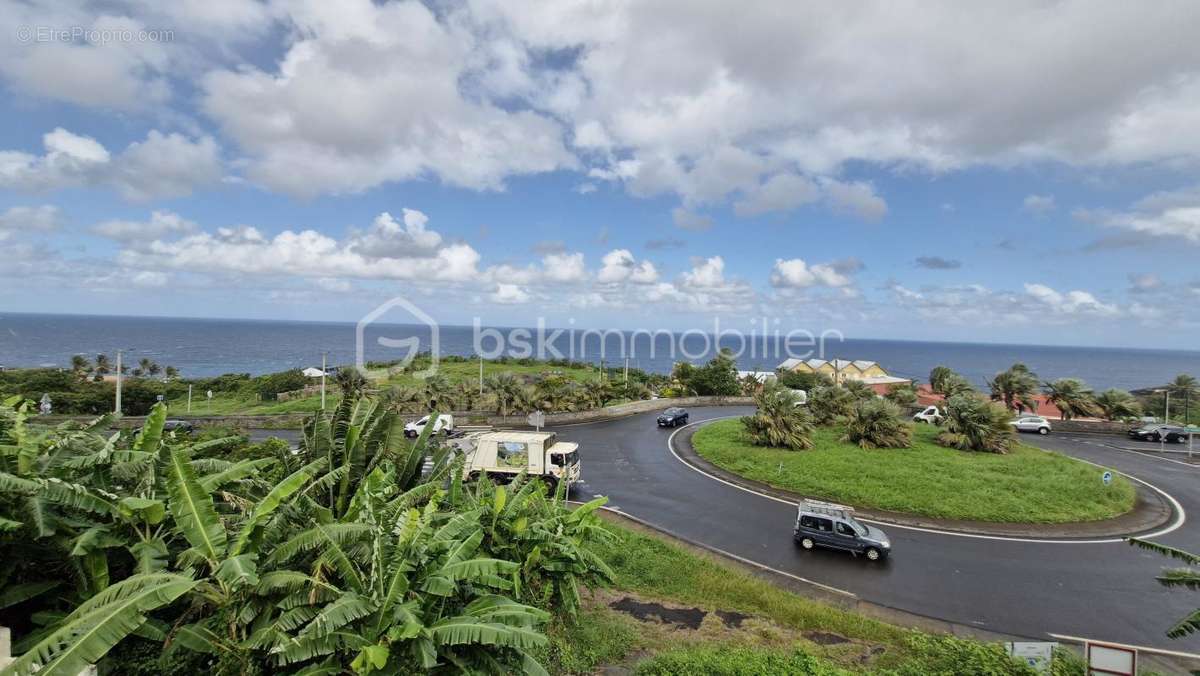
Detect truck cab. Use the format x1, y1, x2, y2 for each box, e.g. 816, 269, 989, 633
457, 430, 581, 489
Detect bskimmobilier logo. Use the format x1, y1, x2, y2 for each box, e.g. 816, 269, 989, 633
356, 295, 439, 379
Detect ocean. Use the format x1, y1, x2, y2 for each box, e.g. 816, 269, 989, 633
1, 312, 1197, 391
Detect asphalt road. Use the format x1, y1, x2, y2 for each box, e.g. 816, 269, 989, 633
552, 407, 1200, 653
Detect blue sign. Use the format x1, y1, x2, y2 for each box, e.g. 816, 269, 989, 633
1102, 471, 1113, 486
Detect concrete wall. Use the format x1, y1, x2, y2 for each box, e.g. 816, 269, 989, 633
1051, 419, 1131, 434
489, 395, 754, 427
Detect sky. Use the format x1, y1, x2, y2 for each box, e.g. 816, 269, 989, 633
2, 1, 1200, 349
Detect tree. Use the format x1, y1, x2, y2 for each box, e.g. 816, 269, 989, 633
70, 354, 91, 380
884, 383, 918, 408
420, 373, 453, 412
685, 349, 740, 396
741, 384, 814, 450
775, 370, 832, 392
936, 394, 1016, 454
738, 373, 763, 396
335, 368, 369, 398
808, 385, 856, 426
843, 398, 911, 449
842, 379, 876, 402
164, 365, 179, 380
137, 358, 156, 378
93, 353, 112, 379
1095, 389, 1142, 421
1042, 378, 1100, 421
928, 366, 956, 395
1169, 374, 1197, 425
988, 363, 1039, 412
485, 372, 525, 416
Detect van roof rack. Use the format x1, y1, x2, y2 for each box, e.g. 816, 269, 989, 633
799, 499, 855, 517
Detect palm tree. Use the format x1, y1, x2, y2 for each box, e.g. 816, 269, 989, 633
929, 366, 956, 395
164, 365, 179, 380
843, 398, 912, 449
485, 372, 525, 416
1043, 378, 1100, 421
842, 379, 876, 402
93, 353, 111, 379
988, 363, 1040, 413
936, 394, 1016, 454
1169, 374, 1197, 425
741, 384, 814, 450
1128, 538, 1200, 638
456, 380, 482, 411
884, 383, 918, 408
69, 354, 90, 380
1095, 389, 1142, 421
420, 373, 453, 411
808, 385, 856, 426
334, 367, 369, 398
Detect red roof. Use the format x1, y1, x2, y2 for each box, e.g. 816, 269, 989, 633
914, 384, 1073, 419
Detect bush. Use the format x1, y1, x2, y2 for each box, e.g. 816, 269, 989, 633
635, 645, 849, 676
936, 394, 1016, 454
251, 368, 309, 400
843, 398, 912, 449
879, 633, 1038, 676
808, 385, 855, 426
741, 385, 814, 450
776, 370, 832, 391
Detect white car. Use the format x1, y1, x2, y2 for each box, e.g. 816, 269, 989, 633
1010, 415, 1051, 435
912, 406, 943, 424
404, 414, 454, 438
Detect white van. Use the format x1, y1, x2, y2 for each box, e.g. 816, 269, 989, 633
912, 406, 943, 424
404, 413, 454, 437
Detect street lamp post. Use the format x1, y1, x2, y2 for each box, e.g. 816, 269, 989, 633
115, 349, 124, 414
320, 352, 328, 411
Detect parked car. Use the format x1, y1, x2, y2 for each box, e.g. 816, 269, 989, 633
1010, 415, 1051, 435
1128, 424, 1190, 443
404, 413, 454, 438
793, 500, 890, 561
912, 405, 943, 424
136, 419, 194, 436
656, 407, 689, 427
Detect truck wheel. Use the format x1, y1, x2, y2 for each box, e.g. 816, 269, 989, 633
865, 547, 881, 561
798, 537, 815, 550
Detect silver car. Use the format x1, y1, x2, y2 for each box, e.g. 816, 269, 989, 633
1010, 415, 1051, 435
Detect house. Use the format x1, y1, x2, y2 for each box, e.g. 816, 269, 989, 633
302, 367, 328, 378
914, 384, 1069, 419
777, 358, 911, 393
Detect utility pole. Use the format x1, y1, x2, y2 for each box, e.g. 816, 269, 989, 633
114, 349, 123, 414
479, 355, 484, 395
187, 384, 193, 413
624, 357, 629, 384
320, 352, 327, 410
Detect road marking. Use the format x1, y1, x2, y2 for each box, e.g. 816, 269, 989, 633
666, 416, 1186, 545
567, 499, 857, 599
1047, 633, 1200, 660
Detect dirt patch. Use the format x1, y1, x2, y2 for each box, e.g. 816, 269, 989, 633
609, 597, 707, 630
713, 609, 750, 628
804, 631, 851, 645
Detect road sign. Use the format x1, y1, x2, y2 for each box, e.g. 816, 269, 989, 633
206, 390, 213, 400
156, 394, 164, 402
527, 410, 545, 430
1102, 471, 1112, 486
1086, 641, 1135, 675
1005, 642, 1055, 674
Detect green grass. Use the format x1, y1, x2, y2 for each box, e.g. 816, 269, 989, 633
548, 521, 1070, 675
162, 392, 328, 417
692, 419, 1135, 523
373, 359, 605, 388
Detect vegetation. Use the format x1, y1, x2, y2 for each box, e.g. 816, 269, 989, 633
1127, 538, 1200, 638
1094, 389, 1142, 421
0, 394, 614, 674
666, 349, 741, 397
929, 366, 974, 397
740, 384, 814, 451
988, 363, 1040, 412
883, 383, 917, 408
694, 419, 1133, 522
807, 385, 856, 426
935, 394, 1017, 454
1042, 378, 1100, 421
775, 369, 832, 392
842, 399, 912, 449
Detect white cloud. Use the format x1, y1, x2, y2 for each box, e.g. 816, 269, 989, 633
734, 173, 820, 217
597, 249, 658, 284
346, 209, 443, 259
1128, 273, 1162, 292
1022, 194, 1056, 215
0, 205, 61, 240
491, 283, 530, 304
1086, 185, 1200, 243
1023, 283, 1119, 317
200, 0, 575, 196
769, 258, 856, 288
680, 256, 726, 288
0, 128, 220, 201
541, 251, 588, 283
93, 210, 197, 242
130, 270, 169, 288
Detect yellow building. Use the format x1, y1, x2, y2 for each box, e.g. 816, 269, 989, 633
777, 358, 902, 386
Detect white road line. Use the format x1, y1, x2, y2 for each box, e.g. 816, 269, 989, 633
567, 499, 857, 599
1047, 633, 1200, 660
666, 416, 1186, 545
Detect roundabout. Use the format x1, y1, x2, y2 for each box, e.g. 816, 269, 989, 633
553, 406, 1200, 655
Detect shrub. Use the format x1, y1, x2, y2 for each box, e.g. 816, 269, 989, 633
808, 385, 855, 426
843, 398, 912, 449
879, 633, 1038, 676
935, 394, 1016, 454
741, 384, 814, 450
776, 370, 832, 391
884, 383, 918, 408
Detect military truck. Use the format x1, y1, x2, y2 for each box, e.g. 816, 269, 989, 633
454, 430, 581, 491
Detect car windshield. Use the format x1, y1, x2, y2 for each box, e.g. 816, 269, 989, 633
847, 518, 869, 536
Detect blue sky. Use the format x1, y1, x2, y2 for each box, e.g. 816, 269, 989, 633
2, 1, 1200, 348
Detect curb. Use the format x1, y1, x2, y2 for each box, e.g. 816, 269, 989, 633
672, 419, 1176, 541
